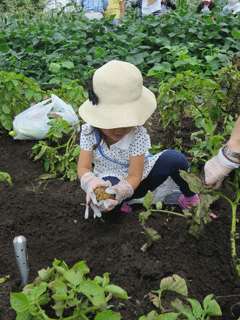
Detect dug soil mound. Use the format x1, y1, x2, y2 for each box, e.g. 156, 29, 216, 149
1, 120, 240, 319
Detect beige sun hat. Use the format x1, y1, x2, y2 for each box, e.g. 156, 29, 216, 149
78, 60, 157, 129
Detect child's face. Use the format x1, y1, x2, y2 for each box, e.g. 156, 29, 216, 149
101, 127, 134, 143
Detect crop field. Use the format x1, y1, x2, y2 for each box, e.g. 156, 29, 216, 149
1, 1, 240, 319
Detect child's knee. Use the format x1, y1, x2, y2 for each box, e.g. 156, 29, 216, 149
162, 150, 189, 169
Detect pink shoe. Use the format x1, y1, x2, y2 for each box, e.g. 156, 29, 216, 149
178, 194, 199, 210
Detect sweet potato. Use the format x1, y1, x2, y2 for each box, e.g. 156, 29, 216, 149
94, 187, 115, 202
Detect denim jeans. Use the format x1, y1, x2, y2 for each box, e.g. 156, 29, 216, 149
102, 149, 195, 202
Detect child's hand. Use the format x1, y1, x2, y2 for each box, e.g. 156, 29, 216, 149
90, 187, 118, 212
96, 198, 119, 212
81, 172, 111, 204
108, 180, 134, 204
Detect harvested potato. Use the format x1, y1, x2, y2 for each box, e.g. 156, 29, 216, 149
94, 187, 115, 202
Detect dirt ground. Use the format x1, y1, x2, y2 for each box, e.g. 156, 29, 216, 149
1, 113, 240, 320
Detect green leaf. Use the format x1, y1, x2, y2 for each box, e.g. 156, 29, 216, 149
139, 310, 159, 319
49, 63, 61, 73
186, 298, 203, 318
160, 275, 188, 297
16, 311, 32, 320
94, 310, 121, 320
232, 30, 240, 40
205, 299, 222, 316
64, 261, 89, 286
10, 292, 31, 312
144, 227, 161, 242
156, 201, 163, 210
77, 280, 106, 307
139, 210, 152, 222
143, 191, 155, 210
51, 300, 65, 318
0, 275, 10, 283
157, 313, 180, 319
104, 284, 130, 299
48, 280, 67, 294
31, 282, 47, 299
179, 171, 204, 194
25, 89, 34, 101
0, 113, 13, 131
203, 294, 214, 310
0, 43, 9, 53
171, 299, 195, 320
2, 105, 11, 114
0, 172, 12, 184
33, 92, 42, 103
61, 61, 74, 69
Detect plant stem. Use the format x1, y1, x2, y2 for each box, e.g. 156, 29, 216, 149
215, 175, 240, 274
150, 209, 188, 219
231, 188, 240, 269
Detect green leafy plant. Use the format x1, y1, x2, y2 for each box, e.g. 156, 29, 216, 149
50, 80, 88, 114
46, 59, 75, 86
179, 171, 219, 239
0, 171, 12, 184
1, 6, 239, 88
139, 191, 161, 252
10, 259, 129, 320
215, 58, 240, 115
0, 71, 45, 130
139, 174, 219, 241
32, 117, 81, 181
213, 169, 240, 275
139, 191, 187, 251
140, 274, 222, 319
0, 275, 10, 283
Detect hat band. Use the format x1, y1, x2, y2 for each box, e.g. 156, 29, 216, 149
88, 74, 99, 105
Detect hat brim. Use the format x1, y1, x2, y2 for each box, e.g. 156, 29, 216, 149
78, 86, 157, 129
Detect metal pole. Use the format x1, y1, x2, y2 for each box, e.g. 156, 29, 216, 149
13, 236, 29, 286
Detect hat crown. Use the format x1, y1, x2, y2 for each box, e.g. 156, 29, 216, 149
93, 60, 143, 106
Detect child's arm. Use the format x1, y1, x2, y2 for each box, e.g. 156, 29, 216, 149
108, 154, 145, 206
77, 149, 93, 179
125, 154, 145, 190
78, 150, 111, 205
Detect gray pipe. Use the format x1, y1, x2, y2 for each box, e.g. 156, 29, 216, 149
13, 236, 29, 286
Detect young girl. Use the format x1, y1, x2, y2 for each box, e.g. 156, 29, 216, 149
78, 60, 199, 218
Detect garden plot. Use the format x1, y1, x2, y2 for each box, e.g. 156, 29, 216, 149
0, 112, 240, 319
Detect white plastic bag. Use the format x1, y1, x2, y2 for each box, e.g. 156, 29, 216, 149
12, 94, 79, 140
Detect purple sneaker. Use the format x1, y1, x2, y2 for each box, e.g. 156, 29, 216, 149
178, 194, 199, 210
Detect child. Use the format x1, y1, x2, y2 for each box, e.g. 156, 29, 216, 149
78, 60, 199, 218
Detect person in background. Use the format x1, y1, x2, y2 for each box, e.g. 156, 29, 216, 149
105, 0, 125, 25
78, 60, 199, 219
204, 116, 240, 189
161, 0, 176, 14
196, 0, 216, 13
80, 0, 109, 20
232, 2, 240, 16
132, 0, 162, 19
222, 0, 238, 14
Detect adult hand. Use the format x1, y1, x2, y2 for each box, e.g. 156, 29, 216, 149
204, 148, 240, 189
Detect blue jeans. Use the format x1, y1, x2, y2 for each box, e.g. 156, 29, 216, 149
102, 149, 195, 202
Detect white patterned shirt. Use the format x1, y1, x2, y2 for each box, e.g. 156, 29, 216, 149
80, 124, 160, 180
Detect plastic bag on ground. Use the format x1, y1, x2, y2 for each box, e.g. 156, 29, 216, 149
12, 94, 79, 140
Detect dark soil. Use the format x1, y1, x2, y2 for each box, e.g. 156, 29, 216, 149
1, 113, 240, 320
